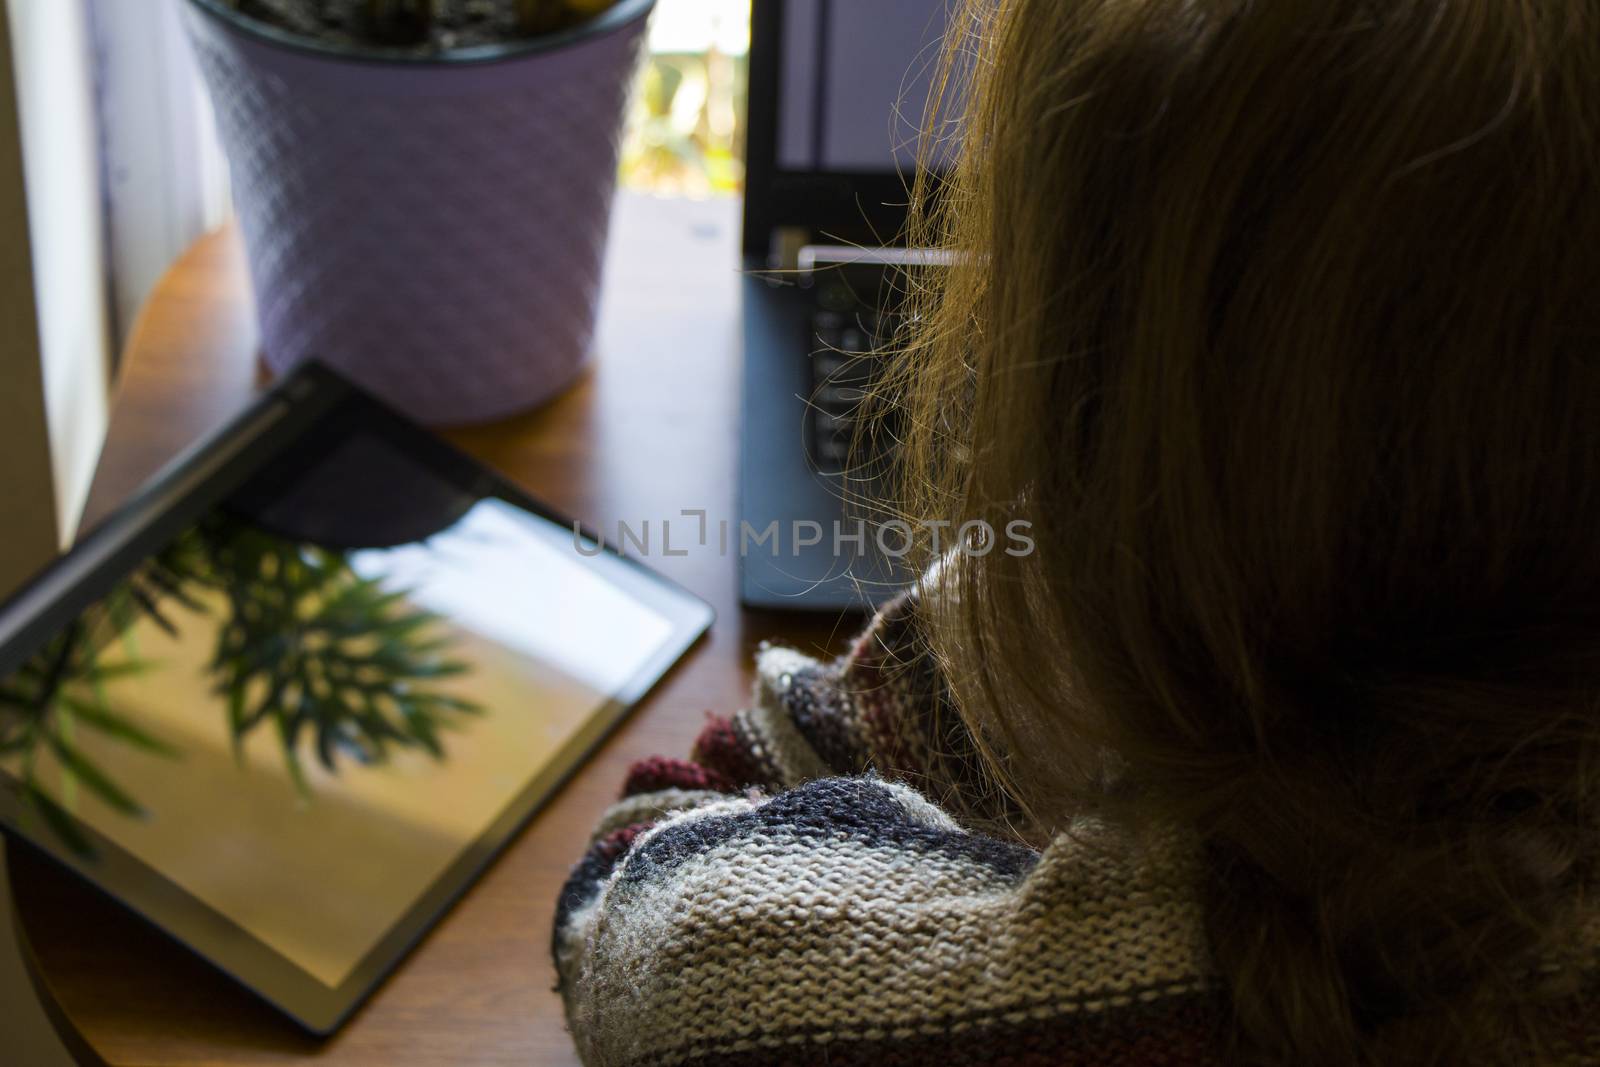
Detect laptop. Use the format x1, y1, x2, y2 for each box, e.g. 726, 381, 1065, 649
739, 0, 956, 610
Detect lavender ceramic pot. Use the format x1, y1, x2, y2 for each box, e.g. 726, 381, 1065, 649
183, 0, 653, 425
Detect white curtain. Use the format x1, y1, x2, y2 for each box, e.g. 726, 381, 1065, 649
5, 0, 112, 543
89, 0, 231, 345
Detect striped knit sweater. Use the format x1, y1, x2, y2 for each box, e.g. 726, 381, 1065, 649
552, 591, 1600, 1067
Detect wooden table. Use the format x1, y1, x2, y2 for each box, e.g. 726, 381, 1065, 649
7, 194, 856, 1066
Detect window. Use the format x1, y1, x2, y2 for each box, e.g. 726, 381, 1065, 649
620, 0, 749, 196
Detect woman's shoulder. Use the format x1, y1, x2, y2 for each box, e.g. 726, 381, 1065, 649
555, 774, 1224, 1067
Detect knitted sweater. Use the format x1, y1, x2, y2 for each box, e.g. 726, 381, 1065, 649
552, 592, 1600, 1067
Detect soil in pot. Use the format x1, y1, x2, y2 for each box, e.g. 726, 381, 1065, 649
229, 0, 612, 52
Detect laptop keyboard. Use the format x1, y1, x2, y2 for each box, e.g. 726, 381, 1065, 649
807, 307, 899, 475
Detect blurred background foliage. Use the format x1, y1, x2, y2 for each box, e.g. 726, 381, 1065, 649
619, 0, 747, 196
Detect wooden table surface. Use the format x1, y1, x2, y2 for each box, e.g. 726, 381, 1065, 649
6, 194, 857, 1066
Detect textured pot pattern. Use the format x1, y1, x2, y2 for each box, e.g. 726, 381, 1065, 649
184, 2, 652, 424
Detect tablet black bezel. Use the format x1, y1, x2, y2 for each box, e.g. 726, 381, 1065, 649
0, 362, 714, 1035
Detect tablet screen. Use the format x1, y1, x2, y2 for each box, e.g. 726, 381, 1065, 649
0, 404, 693, 996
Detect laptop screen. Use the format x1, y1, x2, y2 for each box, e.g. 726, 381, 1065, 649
743, 0, 961, 258
775, 0, 954, 173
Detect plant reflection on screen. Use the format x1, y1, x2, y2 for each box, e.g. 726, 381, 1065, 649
0, 513, 481, 857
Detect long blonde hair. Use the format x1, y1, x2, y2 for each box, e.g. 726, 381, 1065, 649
878, 1, 1600, 1062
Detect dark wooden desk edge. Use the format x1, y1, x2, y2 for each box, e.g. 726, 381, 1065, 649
9, 847, 113, 1067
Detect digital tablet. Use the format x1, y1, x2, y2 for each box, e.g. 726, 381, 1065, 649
0, 363, 713, 1034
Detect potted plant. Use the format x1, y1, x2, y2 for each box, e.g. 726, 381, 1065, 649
182, 0, 656, 424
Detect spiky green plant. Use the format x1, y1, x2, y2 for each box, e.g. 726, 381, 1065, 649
197, 521, 481, 791
1, 517, 480, 856
0, 622, 172, 856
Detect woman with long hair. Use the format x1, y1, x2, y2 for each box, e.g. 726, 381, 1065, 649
554, 2, 1600, 1063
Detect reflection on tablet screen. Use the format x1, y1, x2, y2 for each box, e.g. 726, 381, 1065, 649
0, 437, 675, 989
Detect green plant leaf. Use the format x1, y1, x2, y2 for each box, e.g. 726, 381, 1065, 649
396, 660, 469, 680
45, 733, 145, 817
225, 682, 247, 765
416, 693, 483, 715
58, 696, 180, 759
81, 660, 155, 683
20, 781, 96, 859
